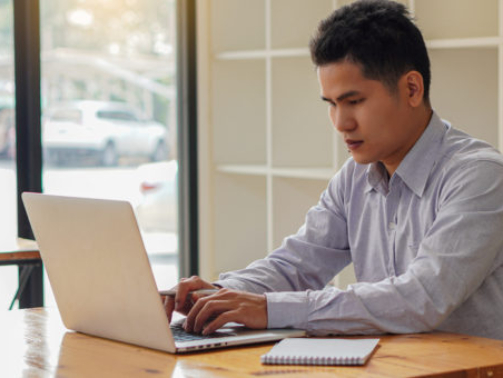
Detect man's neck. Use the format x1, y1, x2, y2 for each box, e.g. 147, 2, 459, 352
383, 106, 433, 178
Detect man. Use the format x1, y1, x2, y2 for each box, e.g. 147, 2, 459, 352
164, 0, 503, 339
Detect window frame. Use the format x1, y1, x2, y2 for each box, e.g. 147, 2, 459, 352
176, 0, 199, 277
14, 0, 43, 308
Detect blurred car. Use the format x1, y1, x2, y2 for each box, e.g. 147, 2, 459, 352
135, 160, 178, 233
0, 99, 14, 159
43, 100, 169, 166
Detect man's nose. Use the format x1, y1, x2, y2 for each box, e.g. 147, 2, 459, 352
331, 109, 356, 133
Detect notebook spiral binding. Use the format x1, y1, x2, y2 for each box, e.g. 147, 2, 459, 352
261, 355, 365, 366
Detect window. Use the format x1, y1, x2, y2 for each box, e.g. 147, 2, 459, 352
40, 0, 179, 307
1, 0, 198, 310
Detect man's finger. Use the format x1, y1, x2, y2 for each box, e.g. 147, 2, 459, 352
193, 299, 227, 333
174, 276, 218, 313
174, 276, 202, 311
163, 295, 175, 322
185, 293, 223, 332
202, 311, 237, 335
183, 294, 208, 331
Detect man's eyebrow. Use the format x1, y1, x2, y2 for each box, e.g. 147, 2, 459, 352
321, 91, 361, 103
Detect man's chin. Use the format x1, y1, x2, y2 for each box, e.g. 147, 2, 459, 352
350, 154, 374, 165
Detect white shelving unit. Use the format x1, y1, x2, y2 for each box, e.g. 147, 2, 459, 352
197, 0, 503, 287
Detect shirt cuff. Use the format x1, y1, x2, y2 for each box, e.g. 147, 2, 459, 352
212, 279, 245, 290
265, 291, 309, 329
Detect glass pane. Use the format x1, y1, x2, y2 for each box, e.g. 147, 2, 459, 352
0, 0, 19, 309
40, 0, 179, 306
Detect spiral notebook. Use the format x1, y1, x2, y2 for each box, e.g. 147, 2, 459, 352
261, 338, 380, 366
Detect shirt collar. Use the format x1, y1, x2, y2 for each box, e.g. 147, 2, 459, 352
365, 111, 446, 197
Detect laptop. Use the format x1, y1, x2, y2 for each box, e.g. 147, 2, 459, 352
22, 192, 305, 353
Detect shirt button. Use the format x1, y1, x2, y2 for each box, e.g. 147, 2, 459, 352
389, 222, 396, 230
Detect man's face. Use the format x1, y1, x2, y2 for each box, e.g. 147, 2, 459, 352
318, 61, 422, 175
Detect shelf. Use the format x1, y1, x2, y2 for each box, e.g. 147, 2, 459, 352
338, 0, 408, 6
199, 0, 503, 287
272, 168, 335, 180
217, 164, 335, 180
215, 38, 502, 62
217, 165, 268, 176
426, 37, 501, 49
215, 48, 310, 60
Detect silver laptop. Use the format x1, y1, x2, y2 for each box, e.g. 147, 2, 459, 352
22, 192, 305, 353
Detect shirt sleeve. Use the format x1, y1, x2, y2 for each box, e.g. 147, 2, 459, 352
214, 167, 353, 299
268, 159, 503, 335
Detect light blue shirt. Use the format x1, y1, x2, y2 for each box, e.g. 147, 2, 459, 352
216, 112, 503, 340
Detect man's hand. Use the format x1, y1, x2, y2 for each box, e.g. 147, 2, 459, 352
161, 276, 218, 322
184, 288, 268, 335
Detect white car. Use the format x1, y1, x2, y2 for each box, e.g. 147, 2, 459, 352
135, 160, 178, 233
43, 101, 169, 166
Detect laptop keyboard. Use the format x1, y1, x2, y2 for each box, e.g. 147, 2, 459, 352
170, 323, 226, 341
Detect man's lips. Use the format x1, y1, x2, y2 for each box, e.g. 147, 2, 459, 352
345, 139, 363, 150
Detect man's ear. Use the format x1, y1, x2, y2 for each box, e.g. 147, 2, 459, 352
403, 71, 424, 107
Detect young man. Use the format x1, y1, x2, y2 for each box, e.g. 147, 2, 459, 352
165, 0, 503, 339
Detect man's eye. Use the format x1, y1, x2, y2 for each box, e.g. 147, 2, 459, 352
349, 98, 364, 105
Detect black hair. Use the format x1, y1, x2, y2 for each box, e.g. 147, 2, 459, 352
309, 0, 431, 103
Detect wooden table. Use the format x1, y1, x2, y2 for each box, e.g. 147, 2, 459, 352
0, 237, 40, 264
0, 238, 42, 309
3, 308, 503, 377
